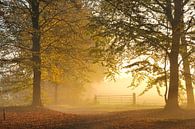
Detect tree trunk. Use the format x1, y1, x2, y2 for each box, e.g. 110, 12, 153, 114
179, 14, 195, 108
181, 37, 195, 108
165, 0, 182, 111
165, 40, 180, 110
31, 0, 42, 107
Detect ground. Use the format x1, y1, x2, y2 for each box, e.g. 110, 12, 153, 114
1, 106, 195, 129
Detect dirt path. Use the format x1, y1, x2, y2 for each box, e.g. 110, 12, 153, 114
47, 105, 163, 115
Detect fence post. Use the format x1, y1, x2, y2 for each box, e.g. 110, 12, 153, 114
94, 95, 97, 104
3, 108, 5, 120
133, 93, 136, 105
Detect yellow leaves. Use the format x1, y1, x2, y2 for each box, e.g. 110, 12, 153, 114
39, 1, 93, 86
41, 52, 65, 84
50, 65, 63, 84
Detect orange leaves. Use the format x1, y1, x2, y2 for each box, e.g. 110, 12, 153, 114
1, 108, 195, 129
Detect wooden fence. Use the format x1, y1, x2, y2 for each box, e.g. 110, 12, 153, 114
94, 93, 136, 105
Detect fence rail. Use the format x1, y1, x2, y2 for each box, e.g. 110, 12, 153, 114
94, 93, 136, 105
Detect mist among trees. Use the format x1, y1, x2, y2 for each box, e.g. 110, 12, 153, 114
0, 0, 194, 113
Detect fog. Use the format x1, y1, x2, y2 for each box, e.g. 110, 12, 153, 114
0, 66, 177, 111
41, 69, 166, 114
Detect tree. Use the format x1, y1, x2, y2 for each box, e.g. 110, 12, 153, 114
30, 0, 41, 106
0, 0, 93, 106
180, 14, 195, 108
88, 0, 195, 110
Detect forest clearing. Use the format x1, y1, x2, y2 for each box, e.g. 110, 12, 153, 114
0, 0, 195, 128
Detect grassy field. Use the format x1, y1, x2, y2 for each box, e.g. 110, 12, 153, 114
1, 106, 195, 129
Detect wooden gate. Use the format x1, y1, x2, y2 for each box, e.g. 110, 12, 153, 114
94, 93, 136, 105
